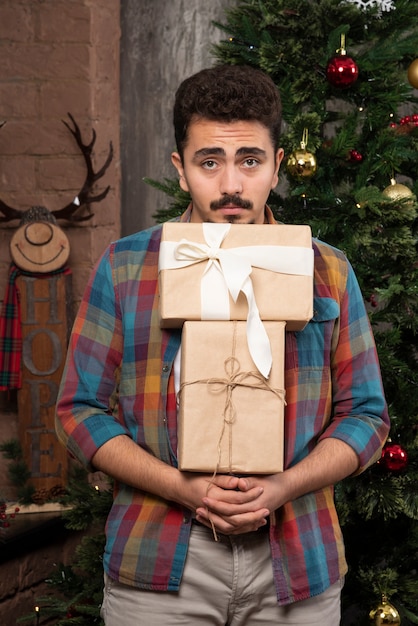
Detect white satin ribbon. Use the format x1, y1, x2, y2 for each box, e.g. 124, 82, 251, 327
159, 223, 313, 378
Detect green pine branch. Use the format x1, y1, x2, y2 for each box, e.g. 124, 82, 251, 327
17, 466, 112, 625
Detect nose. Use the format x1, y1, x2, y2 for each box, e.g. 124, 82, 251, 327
219, 165, 243, 196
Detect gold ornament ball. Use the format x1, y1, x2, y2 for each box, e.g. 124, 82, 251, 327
382, 179, 413, 202
286, 149, 317, 179
407, 58, 418, 89
369, 595, 401, 625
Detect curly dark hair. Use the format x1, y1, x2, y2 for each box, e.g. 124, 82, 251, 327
173, 65, 282, 160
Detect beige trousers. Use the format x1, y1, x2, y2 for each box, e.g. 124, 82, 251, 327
101, 523, 343, 625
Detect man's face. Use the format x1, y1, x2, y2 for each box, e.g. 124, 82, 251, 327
171, 118, 284, 224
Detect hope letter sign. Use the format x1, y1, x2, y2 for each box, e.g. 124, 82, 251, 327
16, 273, 72, 492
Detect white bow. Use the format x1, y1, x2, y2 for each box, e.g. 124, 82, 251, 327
159, 223, 314, 377
162, 224, 272, 378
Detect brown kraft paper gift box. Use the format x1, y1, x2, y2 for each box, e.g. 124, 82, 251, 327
158, 222, 313, 331
178, 320, 286, 474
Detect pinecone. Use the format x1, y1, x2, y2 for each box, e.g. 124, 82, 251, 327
48, 484, 67, 500
31, 488, 50, 504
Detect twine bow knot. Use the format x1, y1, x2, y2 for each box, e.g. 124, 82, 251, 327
203, 356, 286, 475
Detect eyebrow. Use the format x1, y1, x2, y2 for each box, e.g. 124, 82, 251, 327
192, 146, 267, 161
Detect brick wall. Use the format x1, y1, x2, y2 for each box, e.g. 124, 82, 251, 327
0, 2, 120, 621
0, 523, 84, 625
0, 0, 121, 305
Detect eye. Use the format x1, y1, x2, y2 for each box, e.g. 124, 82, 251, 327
202, 160, 218, 170
242, 158, 259, 168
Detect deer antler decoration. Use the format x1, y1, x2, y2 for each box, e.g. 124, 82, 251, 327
53, 113, 114, 221
0, 113, 113, 223
0, 199, 23, 223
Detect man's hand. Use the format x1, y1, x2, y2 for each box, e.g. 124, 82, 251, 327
174, 472, 269, 530
194, 474, 277, 535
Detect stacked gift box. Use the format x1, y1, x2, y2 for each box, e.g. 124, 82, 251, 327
158, 222, 314, 475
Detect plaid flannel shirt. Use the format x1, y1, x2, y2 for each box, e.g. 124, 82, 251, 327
55, 206, 389, 605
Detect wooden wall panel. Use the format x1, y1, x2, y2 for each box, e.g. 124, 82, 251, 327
120, 0, 235, 235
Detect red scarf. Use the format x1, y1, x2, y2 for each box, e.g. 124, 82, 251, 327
0, 264, 71, 390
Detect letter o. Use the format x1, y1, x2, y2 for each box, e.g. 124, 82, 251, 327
22, 328, 62, 375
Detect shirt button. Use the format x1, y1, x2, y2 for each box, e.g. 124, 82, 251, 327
162, 365, 169, 372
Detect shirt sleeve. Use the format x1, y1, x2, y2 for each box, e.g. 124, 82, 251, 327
55, 244, 130, 470
318, 261, 390, 473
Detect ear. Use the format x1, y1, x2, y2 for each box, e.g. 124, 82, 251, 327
171, 152, 189, 192
272, 148, 285, 189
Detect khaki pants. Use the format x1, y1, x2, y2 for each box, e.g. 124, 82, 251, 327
101, 523, 343, 625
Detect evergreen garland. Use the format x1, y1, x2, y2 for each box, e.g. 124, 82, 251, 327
0, 439, 35, 504
17, 467, 112, 625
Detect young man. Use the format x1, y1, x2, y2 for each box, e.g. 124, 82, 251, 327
56, 65, 389, 625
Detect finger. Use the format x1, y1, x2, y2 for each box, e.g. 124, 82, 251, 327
196, 509, 269, 535
236, 475, 274, 492
236, 476, 255, 491
209, 474, 240, 490
203, 485, 264, 508
196, 505, 270, 523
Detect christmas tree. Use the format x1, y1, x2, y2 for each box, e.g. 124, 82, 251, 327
152, 0, 418, 623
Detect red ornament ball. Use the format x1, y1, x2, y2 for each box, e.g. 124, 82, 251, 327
349, 149, 363, 163
326, 54, 359, 88
380, 442, 408, 472
400, 114, 418, 127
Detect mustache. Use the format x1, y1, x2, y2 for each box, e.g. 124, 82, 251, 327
210, 195, 253, 210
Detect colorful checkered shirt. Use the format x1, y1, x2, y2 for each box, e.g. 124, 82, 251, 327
55, 206, 389, 605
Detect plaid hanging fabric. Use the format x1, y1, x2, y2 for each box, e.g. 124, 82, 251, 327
0, 265, 22, 390
0, 264, 72, 391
